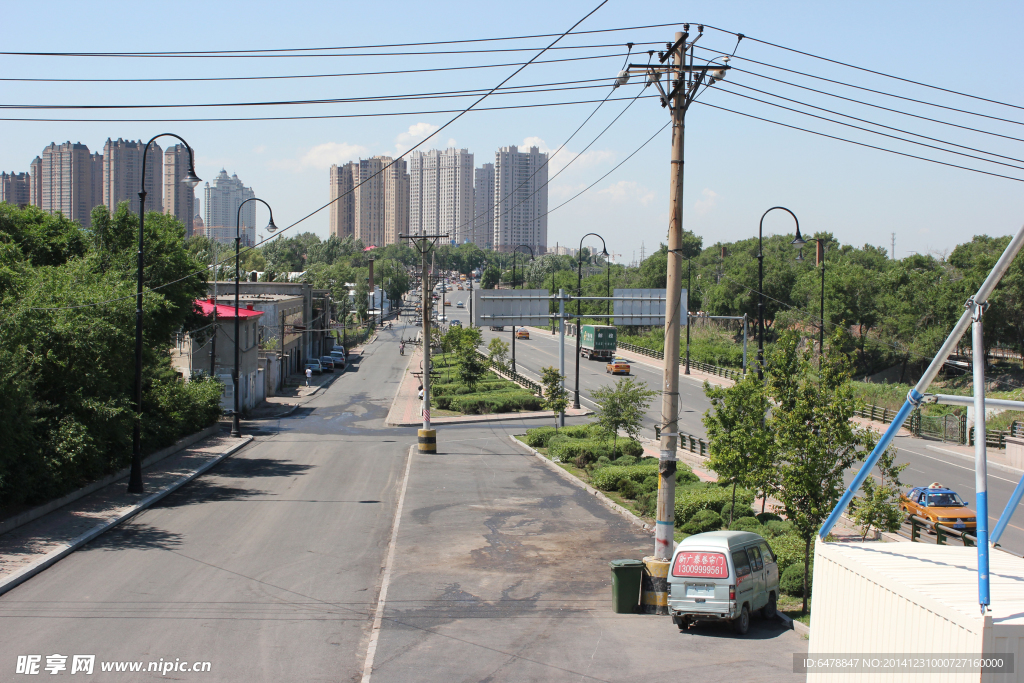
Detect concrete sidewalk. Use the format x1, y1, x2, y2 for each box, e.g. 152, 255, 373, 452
0, 427, 253, 596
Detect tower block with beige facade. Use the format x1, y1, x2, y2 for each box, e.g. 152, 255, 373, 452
164, 143, 197, 236
493, 145, 547, 254
328, 162, 356, 239
102, 138, 162, 216
32, 141, 103, 227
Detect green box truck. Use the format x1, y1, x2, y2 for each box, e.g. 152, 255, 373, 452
580, 324, 617, 360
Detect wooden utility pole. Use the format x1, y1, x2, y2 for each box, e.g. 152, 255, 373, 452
655, 30, 687, 562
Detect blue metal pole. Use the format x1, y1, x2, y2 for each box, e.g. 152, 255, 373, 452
991, 471, 1024, 545
971, 307, 991, 609
818, 391, 921, 540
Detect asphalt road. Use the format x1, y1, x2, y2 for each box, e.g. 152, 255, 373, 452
0, 323, 807, 681
434, 287, 1024, 557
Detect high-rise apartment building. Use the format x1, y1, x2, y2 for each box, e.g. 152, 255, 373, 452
328, 162, 356, 239
203, 170, 255, 245
409, 148, 473, 243
353, 157, 386, 247
102, 138, 162, 215
164, 143, 196, 237
29, 157, 42, 207
473, 163, 495, 249
0, 172, 31, 207
382, 156, 409, 245
492, 145, 547, 254
34, 141, 103, 227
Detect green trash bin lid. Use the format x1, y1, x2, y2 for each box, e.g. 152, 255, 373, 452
609, 559, 644, 568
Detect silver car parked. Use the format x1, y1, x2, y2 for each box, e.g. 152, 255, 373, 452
666, 530, 780, 635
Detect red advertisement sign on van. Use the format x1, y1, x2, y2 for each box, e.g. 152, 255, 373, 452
672, 551, 729, 578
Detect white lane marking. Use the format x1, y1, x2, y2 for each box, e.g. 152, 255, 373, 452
895, 443, 1017, 484
360, 445, 414, 683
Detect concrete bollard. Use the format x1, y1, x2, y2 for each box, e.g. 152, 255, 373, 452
641, 556, 670, 615
418, 429, 436, 453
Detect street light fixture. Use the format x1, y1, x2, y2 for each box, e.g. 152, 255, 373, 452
791, 227, 828, 364
756, 207, 799, 381
232, 197, 277, 438
574, 233, 608, 410
128, 134, 200, 494
510, 245, 534, 373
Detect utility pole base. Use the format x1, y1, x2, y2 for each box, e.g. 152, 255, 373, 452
418, 429, 436, 453
641, 556, 671, 615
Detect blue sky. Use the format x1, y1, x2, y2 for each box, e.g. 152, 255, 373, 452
3, 0, 1023, 261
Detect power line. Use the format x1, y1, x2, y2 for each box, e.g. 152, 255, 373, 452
730, 65, 1024, 145
694, 100, 1024, 183
0, 40, 660, 60
694, 44, 1024, 128
0, 77, 624, 110
0, 52, 628, 84
0, 92, 659, 123
713, 83, 1024, 171
0, 22, 687, 57
701, 24, 1024, 114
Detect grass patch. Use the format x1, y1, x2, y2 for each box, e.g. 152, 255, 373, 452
778, 594, 811, 625
430, 353, 541, 415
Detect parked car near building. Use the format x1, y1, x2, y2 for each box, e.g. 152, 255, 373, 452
305, 359, 323, 375
319, 357, 335, 372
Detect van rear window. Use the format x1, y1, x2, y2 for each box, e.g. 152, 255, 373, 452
672, 551, 729, 578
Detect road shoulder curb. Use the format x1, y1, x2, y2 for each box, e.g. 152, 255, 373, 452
0, 435, 253, 598
508, 434, 653, 535
776, 611, 810, 636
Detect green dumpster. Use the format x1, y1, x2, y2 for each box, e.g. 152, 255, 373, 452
609, 559, 644, 613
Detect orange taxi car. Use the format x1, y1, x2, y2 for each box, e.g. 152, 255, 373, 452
899, 483, 976, 531
605, 357, 631, 375
515, 327, 530, 340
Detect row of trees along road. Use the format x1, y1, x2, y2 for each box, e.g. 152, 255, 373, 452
506, 232, 1024, 380
0, 202, 222, 510
703, 329, 905, 614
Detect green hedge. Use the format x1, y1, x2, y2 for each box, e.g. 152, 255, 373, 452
682, 509, 723, 535
432, 379, 511, 397
767, 532, 809, 573
674, 483, 756, 527
444, 390, 542, 414
591, 463, 660, 491
781, 561, 812, 597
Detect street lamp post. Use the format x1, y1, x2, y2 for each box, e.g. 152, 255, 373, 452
232, 198, 278, 438
684, 257, 691, 374
792, 230, 827, 363
574, 233, 607, 410
510, 245, 534, 374
756, 207, 800, 381
127, 134, 200, 494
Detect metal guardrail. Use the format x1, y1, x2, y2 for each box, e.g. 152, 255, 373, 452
616, 341, 745, 381
476, 350, 542, 395
854, 403, 1018, 449
655, 425, 710, 457
906, 515, 978, 547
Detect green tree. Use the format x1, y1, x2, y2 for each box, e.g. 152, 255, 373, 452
355, 280, 369, 324
451, 327, 486, 390
852, 444, 906, 540
481, 265, 500, 289
702, 372, 775, 522
768, 330, 873, 614
487, 337, 509, 369
540, 366, 568, 430
590, 377, 658, 451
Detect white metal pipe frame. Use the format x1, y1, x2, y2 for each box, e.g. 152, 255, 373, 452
820, 219, 1024, 613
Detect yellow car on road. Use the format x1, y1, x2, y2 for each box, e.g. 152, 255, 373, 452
899, 483, 976, 531
606, 358, 631, 375
516, 328, 530, 340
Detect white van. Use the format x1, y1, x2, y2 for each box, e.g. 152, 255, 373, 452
667, 530, 780, 635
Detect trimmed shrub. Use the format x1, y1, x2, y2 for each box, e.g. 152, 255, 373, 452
640, 475, 659, 495
719, 501, 755, 524
768, 532, 808, 573
676, 466, 700, 485
635, 491, 657, 517
729, 516, 764, 533
756, 512, 783, 524
561, 424, 596, 439
591, 463, 659, 492
595, 455, 612, 467
611, 455, 638, 467
617, 439, 644, 457
764, 520, 795, 537
619, 479, 639, 499
682, 509, 723, 535
780, 561, 812, 597
674, 484, 756, 527
524, 426, 557, 448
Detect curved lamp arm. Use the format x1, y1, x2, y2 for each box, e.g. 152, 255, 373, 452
140, 133, 200, 204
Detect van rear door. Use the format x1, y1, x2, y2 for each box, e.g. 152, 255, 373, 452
669, 550, 731, 614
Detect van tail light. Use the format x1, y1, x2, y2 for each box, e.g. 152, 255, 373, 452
729, 585, 736, 600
